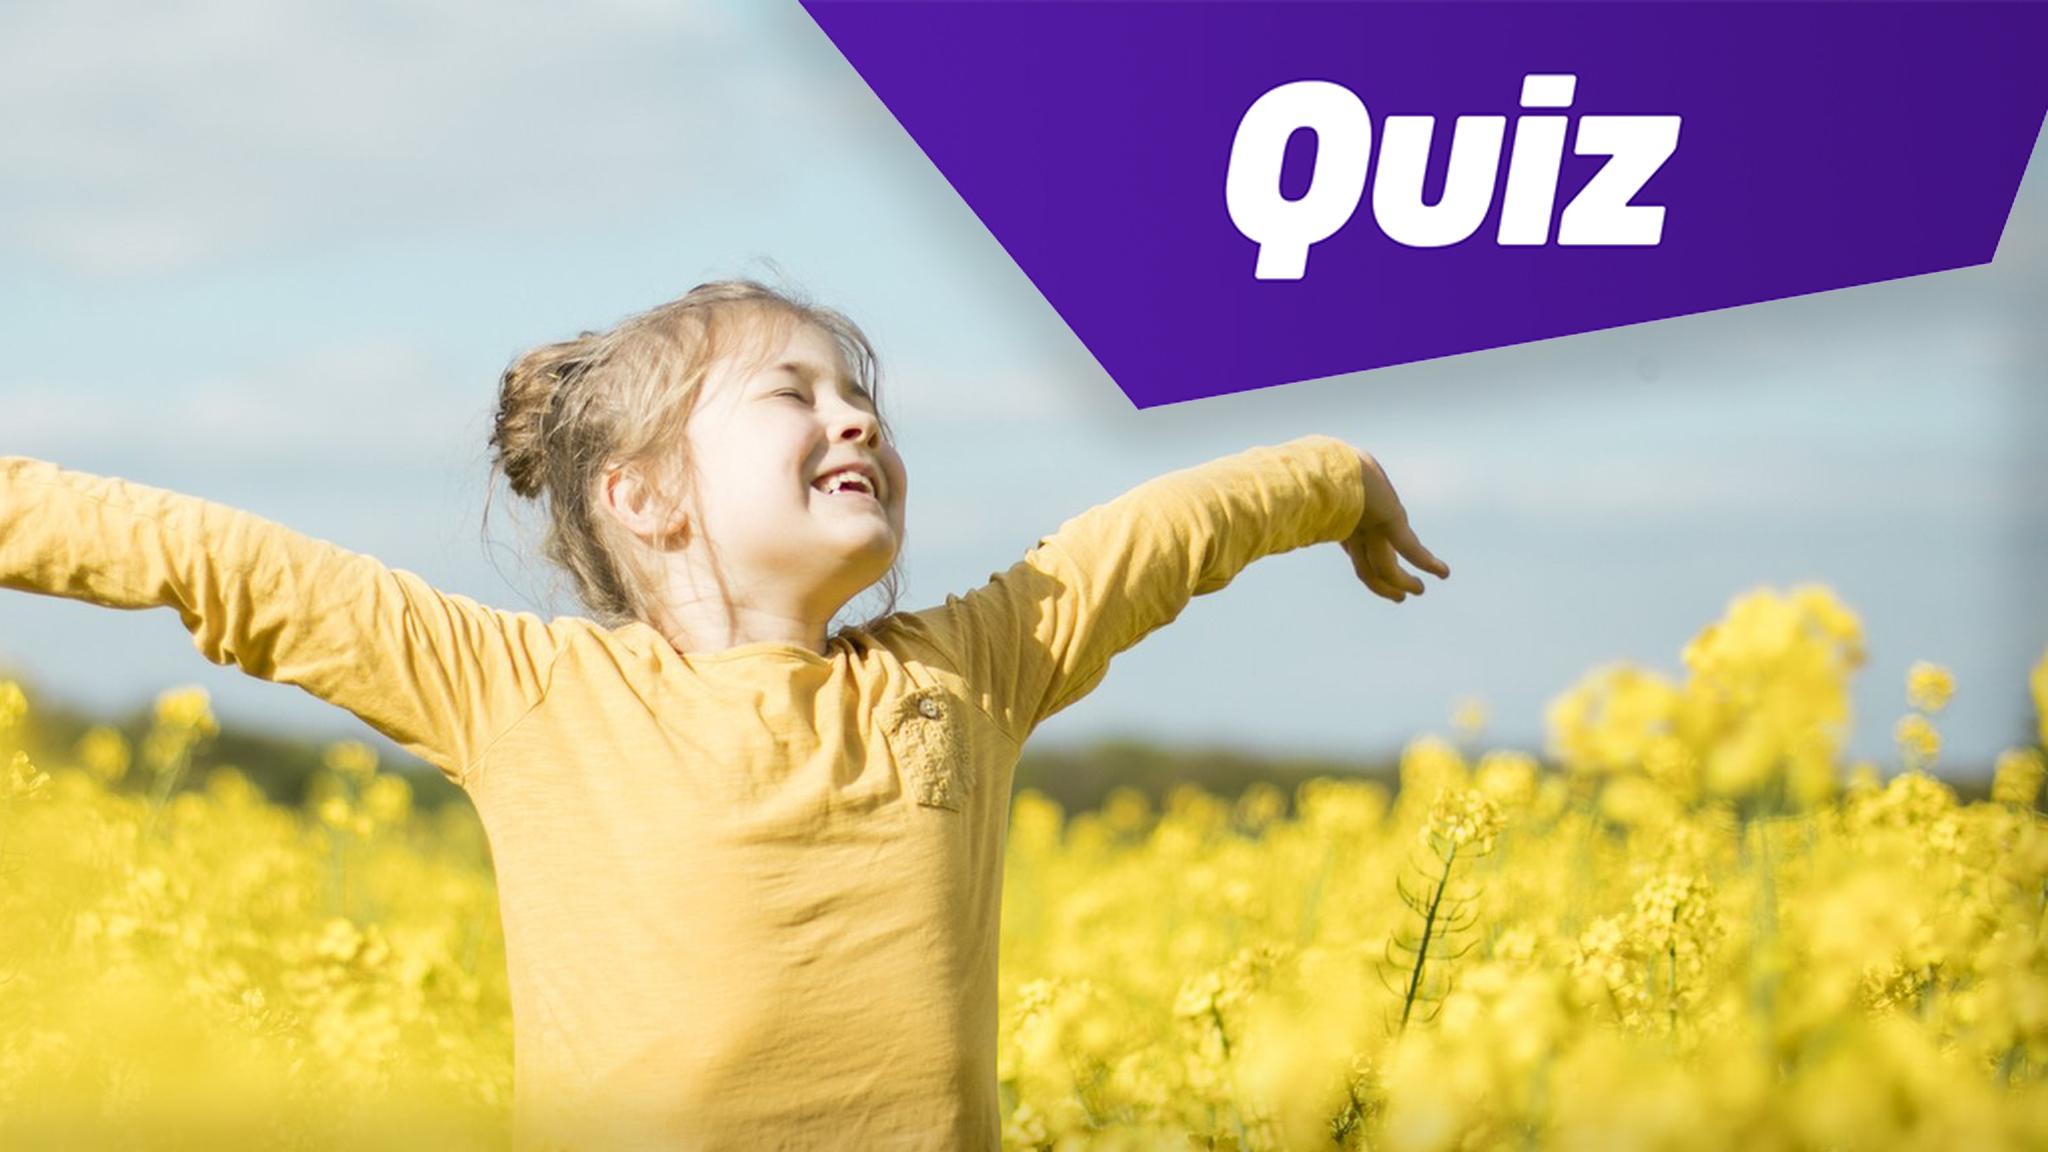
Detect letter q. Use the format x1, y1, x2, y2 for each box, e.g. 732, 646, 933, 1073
1226, 81, 1372, 280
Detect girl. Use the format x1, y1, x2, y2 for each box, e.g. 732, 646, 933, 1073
0, 278, 1448, 1151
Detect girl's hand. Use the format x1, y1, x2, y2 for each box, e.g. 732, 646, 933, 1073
1340, 447, 1449, 603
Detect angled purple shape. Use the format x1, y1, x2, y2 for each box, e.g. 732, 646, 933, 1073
802, 1, 2048, 408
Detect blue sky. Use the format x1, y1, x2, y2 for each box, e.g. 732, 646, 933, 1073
1, 1, 2042, 776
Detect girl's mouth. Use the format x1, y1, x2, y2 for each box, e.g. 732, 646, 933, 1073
818, 487, 880, 505
811, 470, 882, 503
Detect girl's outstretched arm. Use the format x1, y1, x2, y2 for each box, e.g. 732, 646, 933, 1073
0, 458, 559, 789
893, 434, 1446, 748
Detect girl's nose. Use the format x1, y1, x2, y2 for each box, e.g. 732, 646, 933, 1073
831, 406, 880, 445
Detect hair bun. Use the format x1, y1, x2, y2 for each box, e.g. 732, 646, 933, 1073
490, 335, 600, 500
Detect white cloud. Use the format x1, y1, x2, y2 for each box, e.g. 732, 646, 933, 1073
3, 341, 492, 470
3, 344, 1081, 490
1379, 439, 2021, 527
0, 0, 743, 277
881, 361, 1085, 425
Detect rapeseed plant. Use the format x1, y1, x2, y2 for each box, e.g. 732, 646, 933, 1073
2, 592, 2046, 1149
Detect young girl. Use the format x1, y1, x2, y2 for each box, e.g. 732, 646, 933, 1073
0, 279, 1448, 1151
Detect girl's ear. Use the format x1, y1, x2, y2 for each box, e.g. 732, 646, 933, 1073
602, 464, 689, 544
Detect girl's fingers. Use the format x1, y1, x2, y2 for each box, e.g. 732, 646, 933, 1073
1363, 573, 1406, 602
1371, 536, 1425, 596
1344, 539, 1406, 602
1393, 521, 1450, 580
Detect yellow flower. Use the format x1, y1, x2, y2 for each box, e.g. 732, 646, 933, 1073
1628, 873, 1718, 956
1101, 786, 1151, 835
74, 725, 132, 786
1991, 748, 2044, 810
1400, 734, 1468, 798
0, 679, 27, 735
204, 765, 263, 807
1233, 781, 1284, 833
1003, 1102, 1049, 1147
1570, 915, 1634, 1007
1545, 664, 1681, 778
1174, 971, 1225, 1021
1790, 583, 1867, 663
1893, 714, 1941, 772
323, 740, 379, 786
9, 579, 2048, 1151
1676, 587, 1862, 808
1423, 787, 1503, 856
1849, 770, 1957, 832
314, 917, 364, 964
1295, 777, 1387, 836
1703, 724, 1774, 800
152, 686, 218, 735
1475, 751, 1538, 811
316, 794, 353, 830
1642, 735, 1701, 805
142, 686, 217, 778
363, 773, 413, 827
1905, 662, 1955, 714
2033, 648, 2048, 747
1009, 789, 1064, 854
1599, 775, 1676, 830
5, 749, 50, 800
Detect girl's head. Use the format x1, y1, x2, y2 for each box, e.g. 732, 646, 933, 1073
485, 279, 907, 650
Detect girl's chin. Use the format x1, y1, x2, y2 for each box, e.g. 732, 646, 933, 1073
812, 507, 898, 545
810, 493, 897, 526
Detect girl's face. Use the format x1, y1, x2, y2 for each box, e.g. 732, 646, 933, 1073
679, 320, 908, 618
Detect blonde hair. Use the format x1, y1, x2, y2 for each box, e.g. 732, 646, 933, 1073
484, 278, 904, 641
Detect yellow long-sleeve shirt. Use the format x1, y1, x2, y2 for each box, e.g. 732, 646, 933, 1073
0, 434, 1365, 1151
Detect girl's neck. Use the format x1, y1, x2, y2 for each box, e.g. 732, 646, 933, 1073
656, 611, 831, 659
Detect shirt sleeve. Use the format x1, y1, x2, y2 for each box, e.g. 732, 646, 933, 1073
888, 434, 1366, 747
0, 457, 560, 789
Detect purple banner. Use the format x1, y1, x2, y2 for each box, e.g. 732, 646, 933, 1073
801, 1, 2048, 407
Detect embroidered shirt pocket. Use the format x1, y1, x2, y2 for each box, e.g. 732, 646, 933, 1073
880, 685, 975, 811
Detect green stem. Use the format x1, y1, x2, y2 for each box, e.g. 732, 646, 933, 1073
142, 750, 190, 840
1667, 939, 1680, 1038
1400, 847, 1457, 1032
1335, 1082, 1366, 1146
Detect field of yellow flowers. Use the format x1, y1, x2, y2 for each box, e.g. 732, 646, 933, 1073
3, 584, 2046, 1151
